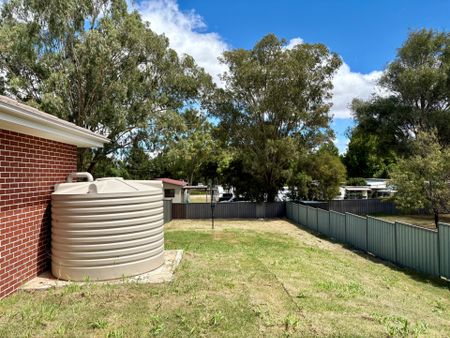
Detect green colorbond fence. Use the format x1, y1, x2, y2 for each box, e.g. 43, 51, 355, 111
286, 201, 293, 220
307, 206, 318, 231
367, 217, 396, 263
299, 204, 308, 225
329, 211, 346, 242
317, 208, 330, 236
395, 222, 440, 276
292, 203, 300, 224
163, 199, 172, 224
440, 223, 450, 278
345, 213, 368, 251
288, 201, 450, 280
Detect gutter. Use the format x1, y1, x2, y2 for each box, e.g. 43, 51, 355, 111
0, 95, 109, 148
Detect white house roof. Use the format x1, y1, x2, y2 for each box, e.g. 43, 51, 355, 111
344, 186, 371, 191
365, 178, 388, 189
0, 95, 109, 147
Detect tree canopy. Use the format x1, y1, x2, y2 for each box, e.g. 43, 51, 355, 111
343, 128, 397, 178
288, 143, 346, 201
348, 30, 450, 160
0, 0, 213, 172
344, 29, 450, 180
209, 34, 342, 201
390, 131, 450, 226
0, 3, 349, 199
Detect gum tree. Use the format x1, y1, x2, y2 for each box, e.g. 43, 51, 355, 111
210, 34, 342, 201
0, 0, 212, 173
348, 29, 450, 161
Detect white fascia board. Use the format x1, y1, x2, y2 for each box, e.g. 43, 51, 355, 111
0, 99, 109, 148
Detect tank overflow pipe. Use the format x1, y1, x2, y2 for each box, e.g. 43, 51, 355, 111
66, 172, 94, 183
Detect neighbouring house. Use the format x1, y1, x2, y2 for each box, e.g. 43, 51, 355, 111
338, 186, 371, 200
156, 178, 188, 203
365, 178, 396, 198
0, 95, 108, 298
336, 178, 396, 200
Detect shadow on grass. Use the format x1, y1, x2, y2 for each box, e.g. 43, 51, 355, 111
283, 218, 450, 290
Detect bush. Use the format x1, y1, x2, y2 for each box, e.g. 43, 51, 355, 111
346, 177, 367, 186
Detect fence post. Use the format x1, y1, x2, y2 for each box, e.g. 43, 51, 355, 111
394, 221, 398, 264
328, 208, 331, 235
344, 213, 348, 242
437, 224, 441, 277
305, 206, 308, 227
365, 217, 369, 252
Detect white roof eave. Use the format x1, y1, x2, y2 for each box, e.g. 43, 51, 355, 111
0, 96, 109, 148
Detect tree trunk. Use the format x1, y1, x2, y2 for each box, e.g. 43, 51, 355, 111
434, 210, 439, 228
266, 187, 277, 202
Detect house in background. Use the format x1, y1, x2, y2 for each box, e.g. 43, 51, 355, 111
337, 186, 371, 200
336, 178, 396, 200
156, 178, 187, 203
365, 178, 396, 198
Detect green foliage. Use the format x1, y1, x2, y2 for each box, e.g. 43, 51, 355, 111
150, 110, 224, 184
125, 139, 152, 180
343, 128, 397, 178
0, 0, 212, 172
163, 111, 215, 184
346, 177, 367, 186
318, 142, 340, 157
350, 29, 450, 159
390, 131, 450, 226
220, 158, 262, 201
288, 144, 346, 201
89, 157, 128, 179
373, 313, 428, 337
210, 34, 342, 201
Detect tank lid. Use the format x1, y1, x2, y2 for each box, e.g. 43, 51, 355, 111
53, 178, 159, 195
96, 177, 125, 181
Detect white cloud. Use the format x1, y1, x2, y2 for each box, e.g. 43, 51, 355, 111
331, 63, 385, 119
285, 37, 304, 49
135, 0, 229, 85
133, 1, 385, 117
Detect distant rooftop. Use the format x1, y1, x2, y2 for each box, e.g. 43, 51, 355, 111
156, 178, 187, 187
344, 186, 371, 191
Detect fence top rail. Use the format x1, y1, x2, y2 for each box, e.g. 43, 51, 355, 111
173, 201, 284, 205
329, 198, 391, 202
329, 210, 345, 217
345, 212, 367, 220
439, 222, 450, 227
396, 221, 438, 233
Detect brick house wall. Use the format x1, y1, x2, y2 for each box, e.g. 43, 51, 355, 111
0, 129, 77, 298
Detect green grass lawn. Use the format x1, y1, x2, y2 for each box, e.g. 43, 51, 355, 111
370, 214, 450, 229
1, 219, 450, 337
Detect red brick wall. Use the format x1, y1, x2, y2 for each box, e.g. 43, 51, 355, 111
0, 129, 77, 298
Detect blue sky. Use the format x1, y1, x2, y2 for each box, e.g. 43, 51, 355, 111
136, 0, 450, 153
